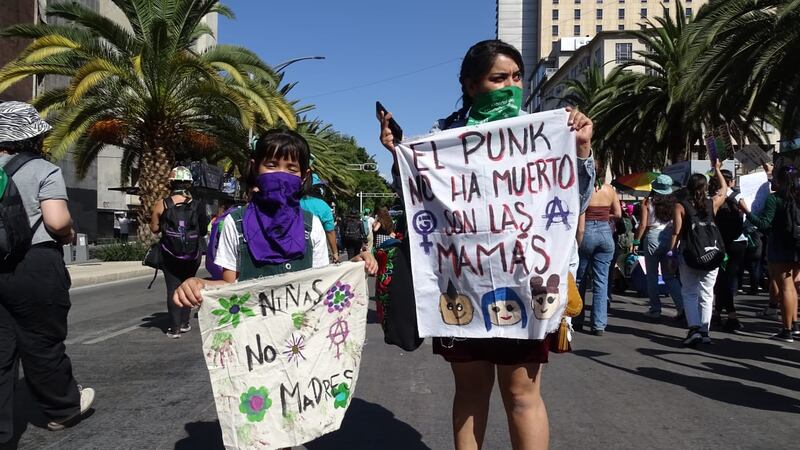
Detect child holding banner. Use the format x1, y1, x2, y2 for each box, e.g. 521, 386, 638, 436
172, 128, 377, 300
378, 40, 595, 450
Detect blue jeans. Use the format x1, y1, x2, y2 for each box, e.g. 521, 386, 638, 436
643, 226, 683, 314
576, 220, 615, 331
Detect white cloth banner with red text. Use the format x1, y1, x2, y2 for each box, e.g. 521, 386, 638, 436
396, 109, 577, 339
198, 262, 368, 449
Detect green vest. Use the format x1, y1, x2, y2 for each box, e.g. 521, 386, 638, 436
228, 206, 314, 281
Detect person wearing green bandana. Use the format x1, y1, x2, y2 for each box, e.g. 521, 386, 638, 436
377, 40, 595, 450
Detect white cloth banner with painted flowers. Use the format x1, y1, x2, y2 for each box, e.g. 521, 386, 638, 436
198, 262, 368, 450
396, 109, 577, 340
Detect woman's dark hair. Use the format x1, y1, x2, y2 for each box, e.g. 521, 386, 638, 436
650, 193, 676, 223
376, 207, 394, 234
443, 40, 524, 129
249, 128, 311, 183
775, 165, 800, 205
686, 173, 709, 214
0, 135, 44, 154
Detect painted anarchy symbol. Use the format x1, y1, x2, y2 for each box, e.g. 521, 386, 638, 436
412, 210, 437, 255
541, 196, 572, 231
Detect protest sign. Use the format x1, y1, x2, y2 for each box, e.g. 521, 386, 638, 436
739, 171, 770, 215
395, 109, 577, 339
734, 144, 771, 172
198, 262, 368, 449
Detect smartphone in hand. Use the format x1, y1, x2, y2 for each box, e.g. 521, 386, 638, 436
376, 101, 403, 143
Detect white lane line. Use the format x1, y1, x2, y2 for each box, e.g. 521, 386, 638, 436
82, 324, 142, 345
65, 316, 147, 345
69, 273, 159, 292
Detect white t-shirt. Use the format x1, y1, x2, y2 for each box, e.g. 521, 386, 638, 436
727, 188, 748, 242
214, 212, 329, 277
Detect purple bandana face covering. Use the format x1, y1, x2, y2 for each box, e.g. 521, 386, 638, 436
243, 172, 305, 264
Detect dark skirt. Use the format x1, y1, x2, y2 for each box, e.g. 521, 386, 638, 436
433, 333, 554, 365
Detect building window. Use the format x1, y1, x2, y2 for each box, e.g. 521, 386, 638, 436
575, 0, 581, 3
574, 24, 581, 36
597, 9, 603, 19
619, 8, 625, 19
615, 42, 633, 63
641, 8, 647, 17
553, 0, 559, 4
596, 24, 603, 33
595, 48, 602, 63
664, 7, 670, 17
618, 24, 625, 30
686, 7, 692, 17
552, 25, 559, 36
619, 0, 625, 3
574, 9, 581, 19
552, 10, 559, 20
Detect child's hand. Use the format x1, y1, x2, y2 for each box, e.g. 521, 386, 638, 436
351, 250, 378, 275
173, 277, 206, 307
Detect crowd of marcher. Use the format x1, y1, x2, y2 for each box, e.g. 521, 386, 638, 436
575, 160, 800, 346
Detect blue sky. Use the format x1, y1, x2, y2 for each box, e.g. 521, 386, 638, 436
219, 0, 496, 179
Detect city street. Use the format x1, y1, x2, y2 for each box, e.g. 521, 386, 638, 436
5, 275, 799, 450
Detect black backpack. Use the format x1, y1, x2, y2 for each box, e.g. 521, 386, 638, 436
681, 199, 726, 270
343, 216, 366, 242
0, 153, 42, 262
159, 197, 201, 260
715, 192, 745, 245
784, 197, 800, 249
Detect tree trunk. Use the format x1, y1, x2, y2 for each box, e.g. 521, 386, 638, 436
137, 145, 174, 244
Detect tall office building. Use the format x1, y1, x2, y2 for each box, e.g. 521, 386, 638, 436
538, 0, 708, 62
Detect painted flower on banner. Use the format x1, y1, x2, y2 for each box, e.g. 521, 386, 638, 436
331, 383, 350, 409
291, 312, 308, 330
239, 386, 272, 422
211, 294, 255, 327
323, 281, 354, 313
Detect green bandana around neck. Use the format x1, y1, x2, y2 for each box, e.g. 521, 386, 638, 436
466, 86, 523, 126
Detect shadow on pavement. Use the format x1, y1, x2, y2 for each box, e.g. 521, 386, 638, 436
139, 312, 170, 333
174, 421, 223, 450
306, 398, 429, 450
172, 399, 427, 450
574, 347, 800, 413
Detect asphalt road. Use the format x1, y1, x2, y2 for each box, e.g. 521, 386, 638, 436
3, 275, 799, 449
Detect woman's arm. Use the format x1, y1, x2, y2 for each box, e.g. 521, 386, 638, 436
635, 198, 649, 241
711, 164, 727, 212
150, 200, 163, 234
40, 199, 74, 244
670, 203, 684, 252
576, 213, 586, 246
609, 187, 622, 221
744, 193, 777, 231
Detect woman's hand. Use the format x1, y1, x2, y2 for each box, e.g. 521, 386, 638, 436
565, 106, 593, 158
351, 250, 379, 275
377, 110, 397, 153
173, 277, 206, 308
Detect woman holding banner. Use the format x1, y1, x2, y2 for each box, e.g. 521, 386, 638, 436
378, 40, 595, 450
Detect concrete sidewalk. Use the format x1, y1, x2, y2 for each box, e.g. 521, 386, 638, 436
67, 261, 156, 288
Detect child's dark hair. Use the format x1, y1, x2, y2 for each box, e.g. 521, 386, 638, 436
250, 128, 311, 181
443, 40, 524, 129
651, 193, 676, 223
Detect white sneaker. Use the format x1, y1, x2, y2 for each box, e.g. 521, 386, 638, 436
683, 329, 702, 346
47, 386, 95, 431
166, 329, 181, 339
179, 323, 192, 333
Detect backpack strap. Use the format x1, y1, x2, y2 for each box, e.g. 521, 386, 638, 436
164, 197, 175, 209
2, 152, 41, 177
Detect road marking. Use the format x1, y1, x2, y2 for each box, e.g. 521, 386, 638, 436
69, 273, 159, 292
65, 316, 147, 345
82, 324, 142, 345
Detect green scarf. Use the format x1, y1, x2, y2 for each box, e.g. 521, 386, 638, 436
466, 86, 523, 126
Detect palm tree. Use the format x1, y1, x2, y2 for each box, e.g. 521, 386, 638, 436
683, 0, 800, 138
0, 0, 296, 241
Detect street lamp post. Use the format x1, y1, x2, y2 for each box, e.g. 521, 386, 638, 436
273, 56, 326, 73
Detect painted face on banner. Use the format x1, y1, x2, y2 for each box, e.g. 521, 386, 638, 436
531, 275, 560, 320
439, 280, 474, 325
481, 288, 528, 331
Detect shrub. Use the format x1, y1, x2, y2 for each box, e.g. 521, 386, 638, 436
95, 242, 149, 261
